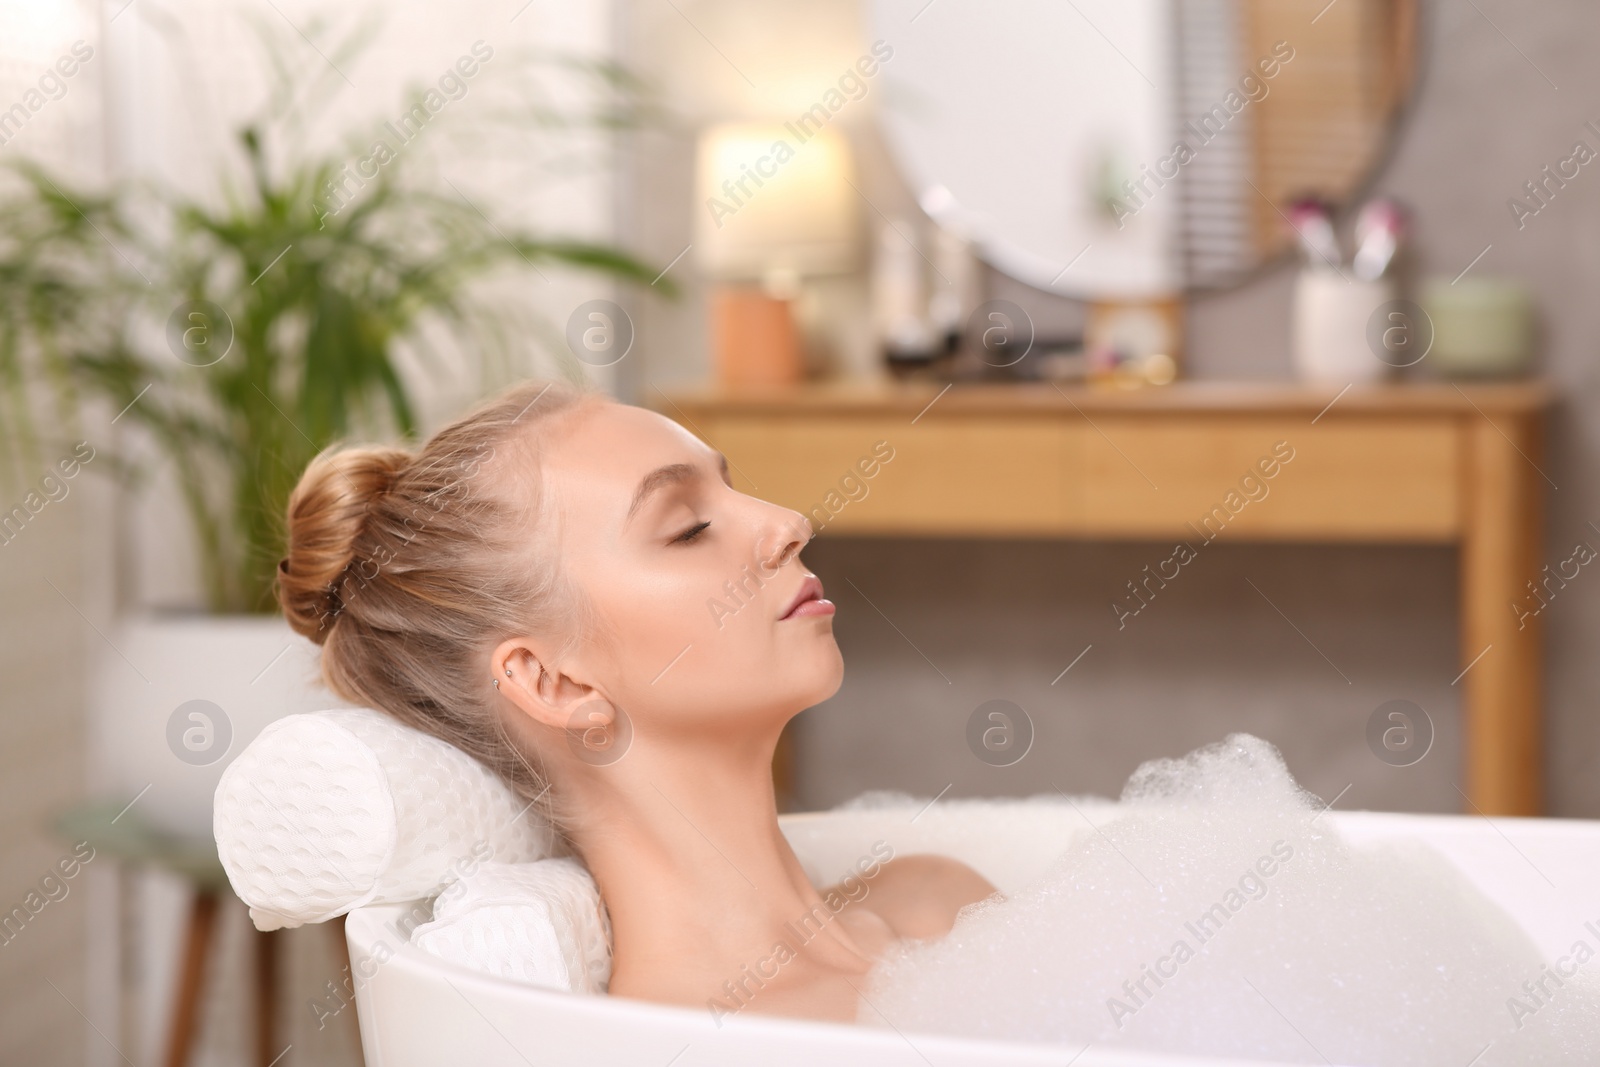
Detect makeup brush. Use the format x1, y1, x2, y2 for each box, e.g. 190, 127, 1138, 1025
1287, 197, 1341, 271
1352, 198, 1407, 281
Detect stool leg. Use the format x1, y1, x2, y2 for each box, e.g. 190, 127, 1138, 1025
330, 915, 359, 1036
164, 889, 219, 1067
254, 926, 281, 1067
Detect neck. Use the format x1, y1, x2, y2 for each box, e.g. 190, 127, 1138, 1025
559, 730, 871, 997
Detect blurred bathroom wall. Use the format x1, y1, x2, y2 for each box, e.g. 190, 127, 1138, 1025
617, 0, 1600, 819
0, 4, 110, 1063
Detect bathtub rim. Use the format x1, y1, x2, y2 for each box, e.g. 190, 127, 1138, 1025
344, 900, 1276, 1067
341, 803, 1600, 1067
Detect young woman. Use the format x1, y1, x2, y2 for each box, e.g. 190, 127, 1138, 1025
276, 378, 998, 1023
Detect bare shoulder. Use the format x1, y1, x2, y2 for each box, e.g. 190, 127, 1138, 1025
838, 853, 1000, 941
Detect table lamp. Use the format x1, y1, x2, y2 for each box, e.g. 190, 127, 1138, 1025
694, 122, 860, 387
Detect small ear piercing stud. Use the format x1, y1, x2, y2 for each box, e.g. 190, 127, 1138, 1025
506, 668, 513, 676
492, 678, 500, 689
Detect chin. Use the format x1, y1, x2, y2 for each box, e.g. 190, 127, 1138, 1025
767, 633, 845, 717
803, 639, 846, 705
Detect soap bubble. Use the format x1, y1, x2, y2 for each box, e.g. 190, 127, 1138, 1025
859, 733, 1600, 1063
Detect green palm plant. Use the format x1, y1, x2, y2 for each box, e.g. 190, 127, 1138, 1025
0, 40, 668, 614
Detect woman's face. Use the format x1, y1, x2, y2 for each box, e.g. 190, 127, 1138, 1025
535, 400, 842, 738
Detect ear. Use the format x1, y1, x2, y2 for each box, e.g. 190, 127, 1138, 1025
490, 637, 615, 735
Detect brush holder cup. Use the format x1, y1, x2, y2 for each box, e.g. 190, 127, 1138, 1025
1292, 272, 1403, 384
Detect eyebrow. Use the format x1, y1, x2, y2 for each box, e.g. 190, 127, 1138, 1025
625, 453, 730, 526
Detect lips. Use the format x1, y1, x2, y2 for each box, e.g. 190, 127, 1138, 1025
779, 574, 835, 620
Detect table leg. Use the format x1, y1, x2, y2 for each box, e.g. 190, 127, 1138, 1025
1460, 414, 1545, 815
255, 926, 281, 1067
164, 889, 219, 1067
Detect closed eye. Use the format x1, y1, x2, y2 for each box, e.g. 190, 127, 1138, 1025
672, 520, 710, 545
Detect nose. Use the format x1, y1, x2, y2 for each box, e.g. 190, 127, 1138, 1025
757, 505, 812, 573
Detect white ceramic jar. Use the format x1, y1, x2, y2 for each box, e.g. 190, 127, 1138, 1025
1292, 271, 1399, 384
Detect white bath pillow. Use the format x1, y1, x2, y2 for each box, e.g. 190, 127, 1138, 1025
215, 708, 559, 930
411, 858, 613, 994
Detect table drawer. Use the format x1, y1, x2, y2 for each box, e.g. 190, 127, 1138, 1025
703, 415, 1073, 535
696, 413, 1460, 542
1075, 415, 1461, 542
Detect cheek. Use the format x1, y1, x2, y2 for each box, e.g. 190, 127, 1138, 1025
577, 542, 767, 692
589, 565, 703, 658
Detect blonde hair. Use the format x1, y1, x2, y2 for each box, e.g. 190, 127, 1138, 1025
276, 379, 601, 838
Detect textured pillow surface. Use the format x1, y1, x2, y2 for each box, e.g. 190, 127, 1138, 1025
214, 707, 556, 930
411, 857, 613, 993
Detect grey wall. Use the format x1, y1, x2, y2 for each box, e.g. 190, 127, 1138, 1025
620, 0, 1600, 816
798, 539, 1462, 813
0, 6, 109, 1060
0, 487, 100, 1065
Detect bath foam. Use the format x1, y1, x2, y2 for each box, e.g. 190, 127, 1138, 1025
858, 734, 1600, 1064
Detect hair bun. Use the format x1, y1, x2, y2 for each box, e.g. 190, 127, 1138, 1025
278, 445, 411, 644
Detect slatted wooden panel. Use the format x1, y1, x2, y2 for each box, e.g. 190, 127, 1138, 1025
1243, 0, 1415, 257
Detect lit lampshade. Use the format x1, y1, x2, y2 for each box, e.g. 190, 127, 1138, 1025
694, 122, 860, 281
692, 122, 860, 389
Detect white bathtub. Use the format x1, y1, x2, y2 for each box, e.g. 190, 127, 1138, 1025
345, 801, 1600, 1067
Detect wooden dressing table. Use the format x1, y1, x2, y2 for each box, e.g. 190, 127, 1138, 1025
652, 380, 1553, 816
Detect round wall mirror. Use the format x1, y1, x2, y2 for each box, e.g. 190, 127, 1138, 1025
867, 0, 1419, 298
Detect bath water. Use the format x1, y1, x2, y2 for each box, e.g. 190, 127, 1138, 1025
856, 734, 1600, 1064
